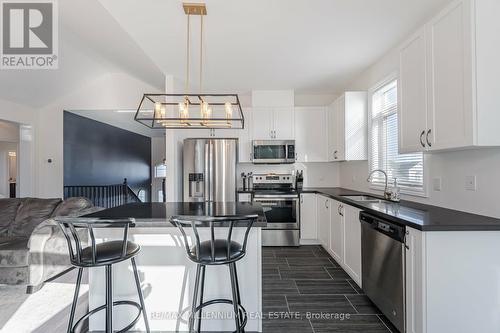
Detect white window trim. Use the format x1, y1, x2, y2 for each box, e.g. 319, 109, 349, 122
367, 72, 429, 198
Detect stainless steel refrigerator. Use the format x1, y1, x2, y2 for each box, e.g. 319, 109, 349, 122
183, 138, 237, 202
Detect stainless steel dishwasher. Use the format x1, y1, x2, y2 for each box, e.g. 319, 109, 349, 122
360, 212, 405, 333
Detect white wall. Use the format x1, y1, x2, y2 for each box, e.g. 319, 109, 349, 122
36, 72, 163, 198
339, 39, 500, 218
151, 135, 166, 202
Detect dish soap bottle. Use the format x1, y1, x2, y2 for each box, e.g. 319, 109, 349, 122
391, 178, 401, 202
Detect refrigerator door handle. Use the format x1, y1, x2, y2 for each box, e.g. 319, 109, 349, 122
208, 140, 215, 202
204, 141, 210, 202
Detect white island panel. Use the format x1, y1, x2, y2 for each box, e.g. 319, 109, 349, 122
88, 227, 262, 332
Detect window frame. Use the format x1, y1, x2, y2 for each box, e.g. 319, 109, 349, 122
367, 72, 429, 198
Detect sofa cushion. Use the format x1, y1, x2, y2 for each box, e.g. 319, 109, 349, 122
51, 197, 93, 218
10, 198, 61, 238
0, 199, 21, 237
0, 237, 29, 267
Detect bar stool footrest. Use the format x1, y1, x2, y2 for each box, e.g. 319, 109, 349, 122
193, 298, 247, 332
71, 300, 143, 333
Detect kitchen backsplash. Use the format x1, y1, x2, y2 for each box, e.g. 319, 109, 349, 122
237, 162, 340, 188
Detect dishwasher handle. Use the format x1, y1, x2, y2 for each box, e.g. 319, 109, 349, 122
359, 211, 405, 243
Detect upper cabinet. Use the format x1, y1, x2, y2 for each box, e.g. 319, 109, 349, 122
328, 92, 368, 161
295, 107, 328, 162
251, 107, 294, 140
399, 0, 500, 153
399, 28, 428, 153
238, 107, 253, 163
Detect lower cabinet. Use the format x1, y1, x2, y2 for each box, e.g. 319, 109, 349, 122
343, 204, 362, 286
299, 193, 319, 243
314, 194, 362, 287
329, 200, 344, 264
405, 227, 425, 333
317, 196, 331, 249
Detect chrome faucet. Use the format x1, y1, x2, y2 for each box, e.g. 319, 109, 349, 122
367, 169, 392, 200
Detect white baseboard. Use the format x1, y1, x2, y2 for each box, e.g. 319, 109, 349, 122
300, 239, 321, 245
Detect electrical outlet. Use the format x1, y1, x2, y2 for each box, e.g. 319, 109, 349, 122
433, 177, 442, 191
465, 175, 477, 191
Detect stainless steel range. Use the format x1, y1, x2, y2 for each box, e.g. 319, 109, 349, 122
252, 173, 299, 246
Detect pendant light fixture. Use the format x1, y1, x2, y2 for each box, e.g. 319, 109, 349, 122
135, 3, 244, 129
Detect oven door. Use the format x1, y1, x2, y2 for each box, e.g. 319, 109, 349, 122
252, 141, 293, 164
253, 195, 299, 229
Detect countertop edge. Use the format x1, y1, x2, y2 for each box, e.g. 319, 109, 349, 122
299, 188, 500, 232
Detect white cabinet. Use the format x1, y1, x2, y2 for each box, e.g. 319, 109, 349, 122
426, 0, 473, 150
251, 108, 273, 140
329, 200, 344, 264
343, 205, 362, 286
399, 28, 428, 153
295, 107, 328, 162
273, 107, 295, 139
299, 193, 319, 243
251, 107, 294, 140
317, 196, 331, 249
405, 227, 426, 333
327, 92, 367, 161
238, 108, 253, 163
399, 0, 500, 153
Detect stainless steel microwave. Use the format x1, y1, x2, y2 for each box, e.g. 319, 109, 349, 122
252, 140, 296, 164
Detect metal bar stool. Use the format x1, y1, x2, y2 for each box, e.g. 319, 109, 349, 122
56, 217, 150, 333
170, 214, 258, 333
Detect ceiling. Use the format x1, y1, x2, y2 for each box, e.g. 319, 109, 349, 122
98, 0, 450, 95
0, 0, 164, 108
68, 109, 162, 137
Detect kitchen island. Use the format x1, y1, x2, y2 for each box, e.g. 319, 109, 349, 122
83, 202, 266, 332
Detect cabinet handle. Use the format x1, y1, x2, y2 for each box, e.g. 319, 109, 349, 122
426, 129, 432, 147
339, 205, 344, 216
404, 230, 410, 250
334, 150, 338, 160
325, 200, 329, 209
295, 152, 298, 161
337, 205, 341, 215
419, 130, 426, 148
273, 130, 276, 138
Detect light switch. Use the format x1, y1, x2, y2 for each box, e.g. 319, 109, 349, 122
465, 175, 477, 191
433, 177, 442, 191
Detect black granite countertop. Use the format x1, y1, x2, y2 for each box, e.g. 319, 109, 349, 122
300, 187, 500, 231
83, 202, 267, 228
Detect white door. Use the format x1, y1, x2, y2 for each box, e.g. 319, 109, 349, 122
238, 108, 253, 163
336, 96, 346, 161
329, 200, 344, 264
343, 205, 362, 286
295, 107, 328, 162
426, 0, 473, 150
399, 28, 428, 153
317, 196, 330, 250
300, 193, 318, 241
273, 107, 295, 140
251, 107, 273, 140
327, 102, 339, 161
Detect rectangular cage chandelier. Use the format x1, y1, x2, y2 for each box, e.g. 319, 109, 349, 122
135, 93, 244, 129
135, 3, 244, 130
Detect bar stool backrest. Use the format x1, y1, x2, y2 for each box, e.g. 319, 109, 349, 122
170, 215, 258, 264
55, 217, 136, 267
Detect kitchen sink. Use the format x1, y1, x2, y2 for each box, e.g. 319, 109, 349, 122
341, 195, 386, 203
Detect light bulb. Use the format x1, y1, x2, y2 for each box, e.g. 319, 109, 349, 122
225, 102, 233, 124
154, 102, 161, 117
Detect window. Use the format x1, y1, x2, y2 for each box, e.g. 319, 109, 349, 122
369, 78, 425, 195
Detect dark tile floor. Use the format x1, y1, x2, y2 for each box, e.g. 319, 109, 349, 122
262, 246, 399, 333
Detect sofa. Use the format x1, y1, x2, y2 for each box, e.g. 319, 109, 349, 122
0, 197, 102, 293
